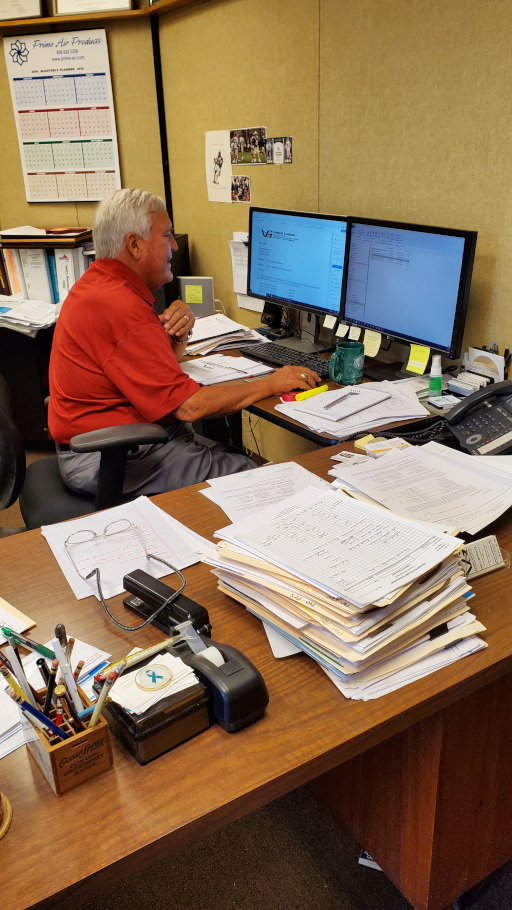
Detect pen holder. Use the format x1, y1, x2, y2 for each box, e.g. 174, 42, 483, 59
21, 687, 113, 796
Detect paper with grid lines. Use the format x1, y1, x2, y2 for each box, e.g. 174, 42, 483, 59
215, 487, 463, 608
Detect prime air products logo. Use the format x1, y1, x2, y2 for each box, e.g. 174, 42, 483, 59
9, 40, 29, 66
261, 230, 273, 238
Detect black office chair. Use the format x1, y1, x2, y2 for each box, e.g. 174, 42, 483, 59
0, 374, 169, 532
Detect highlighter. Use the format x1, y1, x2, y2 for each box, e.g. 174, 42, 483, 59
294, 384, 329, 401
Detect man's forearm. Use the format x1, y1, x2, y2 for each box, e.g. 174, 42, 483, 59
172, 375, 277, 422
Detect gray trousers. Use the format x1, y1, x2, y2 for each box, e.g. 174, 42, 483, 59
56, 421, 256, 497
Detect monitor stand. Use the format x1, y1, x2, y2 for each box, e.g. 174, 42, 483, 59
273, 311, 332, 354
363, 360, 407, 382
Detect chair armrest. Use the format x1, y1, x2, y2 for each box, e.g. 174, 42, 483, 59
69, 423, 169, 453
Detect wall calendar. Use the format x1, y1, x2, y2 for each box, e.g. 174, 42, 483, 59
3, 29, 121, 203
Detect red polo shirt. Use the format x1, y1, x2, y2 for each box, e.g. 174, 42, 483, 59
48, 258, 200, 443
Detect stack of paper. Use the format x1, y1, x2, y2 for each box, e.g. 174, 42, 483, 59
186, 313, 268, 355
202, 487, 487, 700
182, 353, 273, 385
275, 381, 429, 439
0, 295, 57, 337
329, 441, 512, 534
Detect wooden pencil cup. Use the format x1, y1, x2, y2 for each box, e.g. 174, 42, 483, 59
21, 687, 113, 796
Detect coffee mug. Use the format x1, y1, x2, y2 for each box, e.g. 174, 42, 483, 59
329, 341, 365, 385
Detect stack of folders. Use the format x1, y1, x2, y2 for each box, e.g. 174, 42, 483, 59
202, 487, 487, 700
186, 312, 267, 356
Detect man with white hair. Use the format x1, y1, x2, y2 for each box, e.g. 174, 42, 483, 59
49, 188, 319, 497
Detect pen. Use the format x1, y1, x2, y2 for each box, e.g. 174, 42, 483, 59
55, 623, 69, 659
5, 644, 37, 707
51, 638, 83, 714
43, 658, 59, 716
0, 658, 28, 702
294, 384, 329, 401
323, 389, 358, 410
8, 691, 58, 743
1, 626, 55, 661
54, 684, 83, 732
36, 657, 51, 686
88, 672, 116, 728
11, 691, 69, 740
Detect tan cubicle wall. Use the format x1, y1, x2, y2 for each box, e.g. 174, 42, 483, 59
3, 0, 512, 462
0, 18, 165, 230
158, 0, 512, 458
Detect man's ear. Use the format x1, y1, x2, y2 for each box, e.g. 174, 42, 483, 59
125, 232, 142, 261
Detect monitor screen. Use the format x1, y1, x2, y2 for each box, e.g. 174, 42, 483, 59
343, 218, 477, 360
247, 207, 349, 318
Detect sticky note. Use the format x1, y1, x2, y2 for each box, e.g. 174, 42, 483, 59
185, 285, 203, 305
323, 314, 337, 329
407, 344, 430, 375
363, 329, 382, 358
335, 323, 349, 338
348, 325, 361, 341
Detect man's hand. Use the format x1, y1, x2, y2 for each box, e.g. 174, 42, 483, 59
158, 299, 195, 343
266, 365, 321, 395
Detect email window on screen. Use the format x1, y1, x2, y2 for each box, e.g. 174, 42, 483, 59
251, 212, 347, 313
345, 226, 465, 349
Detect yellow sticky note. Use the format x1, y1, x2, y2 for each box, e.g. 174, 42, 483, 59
348, 325, 361, 341
407, 344, 430, 375
185, 285, 203, 305
335, 323, 349, 338
363, 329, 382, 358
354, 434, 374, 451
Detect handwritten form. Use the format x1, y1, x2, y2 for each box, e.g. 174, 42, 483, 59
201, 462, 330, 522
215, 487, 463, 607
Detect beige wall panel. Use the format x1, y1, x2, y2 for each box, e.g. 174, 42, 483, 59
159, 0, 319, 324
320, 0, 512, 352
0, 21, 164, 230
159, 0, 320, 461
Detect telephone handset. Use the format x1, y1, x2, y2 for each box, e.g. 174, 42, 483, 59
446, 379, 512, 454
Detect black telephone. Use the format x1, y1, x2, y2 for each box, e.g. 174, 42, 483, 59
445, 379, 512, 454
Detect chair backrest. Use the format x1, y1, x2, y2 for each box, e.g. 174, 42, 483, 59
0, 375, 26, 511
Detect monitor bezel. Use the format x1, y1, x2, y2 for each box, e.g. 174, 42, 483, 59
247, 206, 350, 320
343, 216, 477, 360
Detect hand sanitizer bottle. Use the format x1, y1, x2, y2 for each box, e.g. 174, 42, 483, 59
428, 354, 443, 396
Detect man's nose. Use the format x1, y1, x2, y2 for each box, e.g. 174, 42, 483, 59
170, 235, 178, 252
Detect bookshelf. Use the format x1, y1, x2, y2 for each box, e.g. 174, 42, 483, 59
0, 0, 199, 33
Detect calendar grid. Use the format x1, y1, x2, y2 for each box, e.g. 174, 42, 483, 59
5, 30, 121, 202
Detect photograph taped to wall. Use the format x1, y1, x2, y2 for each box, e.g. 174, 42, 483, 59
231, 175, 251, 203
230, 127, 267, 164
268, 137, 293, 164
205, 129, 232, 203
3, 29, 121, 203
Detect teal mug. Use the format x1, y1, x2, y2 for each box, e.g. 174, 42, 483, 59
329, 341, 365, 385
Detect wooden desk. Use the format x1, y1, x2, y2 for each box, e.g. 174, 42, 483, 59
2, 446, 512, 910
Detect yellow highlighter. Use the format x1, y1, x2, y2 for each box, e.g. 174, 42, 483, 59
295, 384, 329, 401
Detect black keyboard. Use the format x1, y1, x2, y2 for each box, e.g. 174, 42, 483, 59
239, 342, 331, 380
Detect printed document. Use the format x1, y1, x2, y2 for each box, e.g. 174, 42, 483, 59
329, 444, 512, 534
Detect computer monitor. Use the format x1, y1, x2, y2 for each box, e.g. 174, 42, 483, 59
343, 217, 477, 378
247, 207, 349, 352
